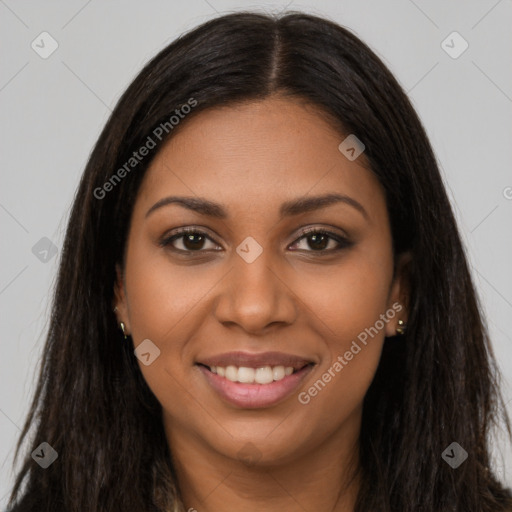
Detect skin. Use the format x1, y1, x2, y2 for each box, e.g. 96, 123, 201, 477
114, 95, 409, 512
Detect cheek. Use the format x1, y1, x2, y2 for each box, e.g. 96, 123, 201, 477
123, 248, 210, 419
123, 240, 223, 409
295, 249, 393, 342
293, 249, 392, 411
124, 238, 217, 343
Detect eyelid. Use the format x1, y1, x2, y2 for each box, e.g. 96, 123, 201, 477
295, 225, 349, 240
158, 225, 222, 250
289, 226, 352, 252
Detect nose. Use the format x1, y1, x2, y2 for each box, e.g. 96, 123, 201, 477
213, 248, 298, 334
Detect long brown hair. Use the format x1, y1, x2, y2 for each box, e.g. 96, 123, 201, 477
7, 11, 512, 512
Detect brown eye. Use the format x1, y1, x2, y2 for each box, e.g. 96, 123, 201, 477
181, 232, 207, 250
305, 233, 330, 250
289, 228, 352, 253
159, 228, 220, 252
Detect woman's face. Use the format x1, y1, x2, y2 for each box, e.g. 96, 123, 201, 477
114, 96, 407, 466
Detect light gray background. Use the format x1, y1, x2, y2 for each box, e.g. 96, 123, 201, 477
1, 0, 511, 503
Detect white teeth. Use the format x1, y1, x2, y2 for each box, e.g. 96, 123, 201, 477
273, 366, 285, 380
255, 366, 274, 384
209, 364, 299, 384
237, 367, 255, 383
225, 365, 238, 381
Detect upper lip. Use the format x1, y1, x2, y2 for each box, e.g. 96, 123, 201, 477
197, 351, 314, 370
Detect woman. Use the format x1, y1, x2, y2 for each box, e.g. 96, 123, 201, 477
6, 11, 512, 512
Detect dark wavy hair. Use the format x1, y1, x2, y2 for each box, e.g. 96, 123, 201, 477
6, 11, 512, 512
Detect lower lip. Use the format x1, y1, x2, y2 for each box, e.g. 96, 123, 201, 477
197, 364, 314, 409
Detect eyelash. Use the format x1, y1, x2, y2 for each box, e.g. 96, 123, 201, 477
158, 226, 352, 255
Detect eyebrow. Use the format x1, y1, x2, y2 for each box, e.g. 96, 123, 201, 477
145, 193, 369, 221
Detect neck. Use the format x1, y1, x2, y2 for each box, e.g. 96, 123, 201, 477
165, 410, 362, 512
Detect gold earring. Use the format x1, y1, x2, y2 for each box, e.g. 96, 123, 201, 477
119, 321, 128, 339
396, 319, 407, 335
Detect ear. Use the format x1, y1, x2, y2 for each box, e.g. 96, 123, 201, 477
113, 263, 130, 333
385, 252, 411, 337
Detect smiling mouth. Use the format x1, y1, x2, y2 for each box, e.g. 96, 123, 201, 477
196, 362, 313, 385
196, 361, 315, 409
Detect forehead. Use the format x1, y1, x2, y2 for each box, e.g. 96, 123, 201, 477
135, 97, 385, 221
